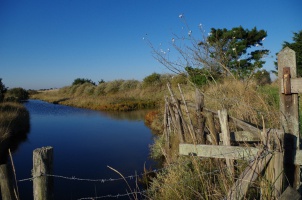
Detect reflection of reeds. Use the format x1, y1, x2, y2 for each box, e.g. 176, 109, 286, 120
0, 102, 30, 164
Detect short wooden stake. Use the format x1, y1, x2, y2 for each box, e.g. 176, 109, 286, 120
33, 146, 54, 200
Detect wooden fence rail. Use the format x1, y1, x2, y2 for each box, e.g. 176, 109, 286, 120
167, 47, 302, 199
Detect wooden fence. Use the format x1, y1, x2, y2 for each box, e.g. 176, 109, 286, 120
161, 47, 302, 199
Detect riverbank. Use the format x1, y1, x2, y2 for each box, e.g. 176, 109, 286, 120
31, 80, 170, 112
0, 102, 30, 164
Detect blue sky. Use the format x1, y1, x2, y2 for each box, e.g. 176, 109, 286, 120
0, 0, 301, 90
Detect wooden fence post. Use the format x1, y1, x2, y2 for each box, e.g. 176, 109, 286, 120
205, 112, 219, 145
33, 146, 54, 200
0, 163, 17, 200
195, 88, 206, 144
218, 109, 234, 176
278, 47, 300, 190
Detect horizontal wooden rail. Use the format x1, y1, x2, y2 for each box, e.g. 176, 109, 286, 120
281, 78, 302, 94
179, 144, 259, 160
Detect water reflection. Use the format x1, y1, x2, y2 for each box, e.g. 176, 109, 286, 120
98, 109, 153, 121
0, 102, 30, 164
13, 99, 158, 199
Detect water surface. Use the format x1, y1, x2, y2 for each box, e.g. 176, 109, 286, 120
13, 100, 157, 199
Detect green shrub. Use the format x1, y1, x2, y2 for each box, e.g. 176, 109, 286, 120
72, 78, 95, 86
253, 69, 271, 85
185, 66, 217, 86
171, 73, 188, 86
257, 84, 279, 110
4, 87, 29, 102
143, 73, 162, 87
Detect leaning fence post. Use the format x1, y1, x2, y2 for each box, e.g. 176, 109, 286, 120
33, 146, 54, 200
278, 47, 300, 190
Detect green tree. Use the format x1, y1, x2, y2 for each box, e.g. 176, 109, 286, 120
151, 23, 269, 85
185, 66, 218, 86
206, 26, 269, 78
0, 78, 8, 102
72, 78, 96, 86
276, 30, 302, 77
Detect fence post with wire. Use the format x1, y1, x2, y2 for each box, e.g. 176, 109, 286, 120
176, 47, 302, 199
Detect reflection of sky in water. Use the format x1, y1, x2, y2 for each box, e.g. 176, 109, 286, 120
15, 100, 158, 199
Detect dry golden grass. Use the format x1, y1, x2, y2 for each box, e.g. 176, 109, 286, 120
0, 102, 30, 164
147, 79, 281, 199
31, 82, 168, 111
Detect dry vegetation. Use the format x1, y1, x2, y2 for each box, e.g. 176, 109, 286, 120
31, 78, 172, 111
0, 102, 30, 164
145, 79, 284, 200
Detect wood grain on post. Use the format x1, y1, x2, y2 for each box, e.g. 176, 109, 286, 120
278, 47, 300, 190
218, 109, 234, 176
226, 151, 272, 200
178, 84, 196, 142
164, 97, 170, 149
0, 164, 17, 200
205, 112, 219, 145
33, 146, 54, 200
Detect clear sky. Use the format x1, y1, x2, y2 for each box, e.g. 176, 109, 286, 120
1, 0, 301, 90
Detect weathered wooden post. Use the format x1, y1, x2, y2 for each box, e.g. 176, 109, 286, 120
33, 146, 54, 200
0, 163, 17, 200
167, 83, 185, 143
278, 47, 300, 190
164, 97, 171, 149
195, 88, 206, 144
218, 109, 234, 176
205, 112, 219, 145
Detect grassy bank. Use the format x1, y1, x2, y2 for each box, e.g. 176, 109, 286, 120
31, 78, 173, 111
0, 102, 30, 164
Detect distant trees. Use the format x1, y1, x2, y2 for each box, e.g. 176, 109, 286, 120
72, 78, 96, 86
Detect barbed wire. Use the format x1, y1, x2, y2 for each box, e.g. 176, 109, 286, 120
77, 190, 146, 200
17, 148, 273, 200
18, 147, 268, 183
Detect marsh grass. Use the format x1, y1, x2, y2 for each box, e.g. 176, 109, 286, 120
0, 102, 30, 141
31, 79, 168, 111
